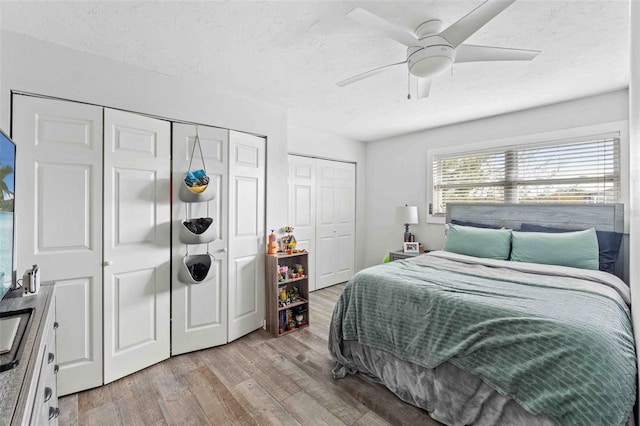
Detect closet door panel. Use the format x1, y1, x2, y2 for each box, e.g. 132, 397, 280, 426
37, 164, 92, 249
171, 124, 228, 356
316, 166, 336, 289
13, 95, 104, 395
232, 255, 258, 316
317, 235, 337, 280
113, 168, 157, 244
54, 277, 97, 388
103, 108, 170, 383
333, 163, 356, 283
291, 185, 313, 254
235, 178, 259, 234
111, 268, 158, 349
186, 258, 223, 326
287, 156, 316, 289
314, 159, 356, 289
228, 131, 265, 342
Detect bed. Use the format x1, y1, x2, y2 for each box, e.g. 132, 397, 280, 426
329, 203, 635, 426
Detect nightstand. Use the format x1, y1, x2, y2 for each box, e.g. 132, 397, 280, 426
389, 250, 429, 261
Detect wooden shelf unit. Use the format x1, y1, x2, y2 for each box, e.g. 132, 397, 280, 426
265, 252, 309, 337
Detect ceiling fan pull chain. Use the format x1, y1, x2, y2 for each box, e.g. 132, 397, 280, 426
407, 71, 411, 100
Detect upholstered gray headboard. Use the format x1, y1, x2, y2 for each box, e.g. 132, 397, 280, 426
446, 203, 626, 282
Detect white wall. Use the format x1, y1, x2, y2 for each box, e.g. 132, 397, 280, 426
364, 89, 630, 268
0, 31, 290, 273
287, 124, 367, 272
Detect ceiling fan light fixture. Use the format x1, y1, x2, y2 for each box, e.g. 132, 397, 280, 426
408, 45, 455, 78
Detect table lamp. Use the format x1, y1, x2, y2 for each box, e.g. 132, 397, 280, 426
396, 205, 419, 242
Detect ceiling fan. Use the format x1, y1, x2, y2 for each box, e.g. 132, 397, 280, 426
337, 0, 540, 98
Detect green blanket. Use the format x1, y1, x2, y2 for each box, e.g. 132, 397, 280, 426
330, 252, 636, 426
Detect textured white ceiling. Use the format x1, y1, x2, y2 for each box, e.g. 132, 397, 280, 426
0, 1, 630, 142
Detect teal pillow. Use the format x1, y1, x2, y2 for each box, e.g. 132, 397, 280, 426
510, 228, 599, 270
443, 224, 512, 260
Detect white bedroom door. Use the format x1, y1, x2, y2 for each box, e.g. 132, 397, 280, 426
103, 109, 171, 383
315, 159, 356, 289
227, 130, 265, 342
171, 124, 228, 355
13, 95, 105, 396
287, 155, 317, 290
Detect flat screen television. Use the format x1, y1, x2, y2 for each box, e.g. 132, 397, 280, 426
0, 129, 16, 300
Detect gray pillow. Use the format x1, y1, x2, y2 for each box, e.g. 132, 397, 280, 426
510, 228, 599, 270
451, 219, 501, 229
443, 224, 512, 260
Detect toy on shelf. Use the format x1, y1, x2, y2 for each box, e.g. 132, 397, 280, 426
277, 265, 288, 281
277, 263, 307, 282
288, 266, 298, 279
285, 309, 296, 331
282, 226, 297, 254
293, 306, 308, 327
277, 285, 304, 308
267, 229, 278, 254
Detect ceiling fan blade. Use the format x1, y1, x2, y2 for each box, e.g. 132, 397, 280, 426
455, 44, 540, 63
347, 8, 421, 47
440, 0, 516, 48
417, 78, 432, 98
337, 61, 407, 87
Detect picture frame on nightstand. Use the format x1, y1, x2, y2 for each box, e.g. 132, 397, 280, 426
403, 242, 419, 253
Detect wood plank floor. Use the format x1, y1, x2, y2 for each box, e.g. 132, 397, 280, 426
58, 283, 440, 425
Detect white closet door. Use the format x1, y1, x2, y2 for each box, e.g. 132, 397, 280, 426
287, 155, 317, 291
171, 124, 228, 355
227, 131, 265, 342
103, 109, 171, 383
13, 95, 104, 396
316, 159, 356, 289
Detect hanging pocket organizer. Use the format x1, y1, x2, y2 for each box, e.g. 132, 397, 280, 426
178, 253, 216, 284
179, 217, 219, 244
179, 133, 216, 203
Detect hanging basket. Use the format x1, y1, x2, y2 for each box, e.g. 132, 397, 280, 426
179, 218, 219, 244
179, 180, 216, 203
180, 131, 215, 202
178, 253, 216, 284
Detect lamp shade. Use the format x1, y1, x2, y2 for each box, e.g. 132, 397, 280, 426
396, 205, 419, 224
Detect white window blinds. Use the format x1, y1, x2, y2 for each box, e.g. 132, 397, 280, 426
432, 134, 620, 215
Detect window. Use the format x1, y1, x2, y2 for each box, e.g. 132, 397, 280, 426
431, 134, 620, 216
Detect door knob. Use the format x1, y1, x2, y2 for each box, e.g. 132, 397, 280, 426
104, 260, 113, 266
218, 248, 227, 253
